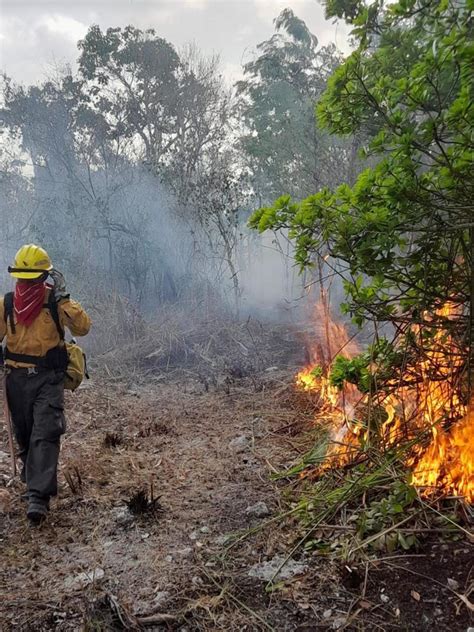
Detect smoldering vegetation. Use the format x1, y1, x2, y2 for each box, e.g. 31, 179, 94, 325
0, 14, 358, 377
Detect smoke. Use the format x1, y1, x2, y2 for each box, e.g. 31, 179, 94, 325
237, 230, 307, 321
0, 166, 349, 331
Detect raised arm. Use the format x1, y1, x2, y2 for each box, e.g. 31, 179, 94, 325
59, 299, 91, 337
50, 269, 91, 337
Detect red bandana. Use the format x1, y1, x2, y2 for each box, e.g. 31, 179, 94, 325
14, 280, 47, 327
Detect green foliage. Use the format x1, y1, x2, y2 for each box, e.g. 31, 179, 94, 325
356, 480, 419, 551
78, 25, 180, 84
77, 25, 229, 183
310, 365, 324, 378
249, 0, 473, 337
278, 430, 331, 478
236, 10, 350, 203
330, 354, 371, 392
328, 338, 406, 393
291, 461, 464, 558
77, 25, 181, 155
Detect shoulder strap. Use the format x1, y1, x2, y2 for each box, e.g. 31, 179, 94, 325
4, 292, 16, 334
3, 291, 65, 339
47, 296, 65, 340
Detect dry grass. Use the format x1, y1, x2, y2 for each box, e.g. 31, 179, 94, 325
0, 370, 317, 630
90, 306, 303, 384
2, 309, 471, 631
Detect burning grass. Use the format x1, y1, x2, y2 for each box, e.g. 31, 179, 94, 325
252, 301, 474, 576
292, 302, 474, 505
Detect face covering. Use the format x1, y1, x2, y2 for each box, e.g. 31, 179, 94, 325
14, 279, 47, 327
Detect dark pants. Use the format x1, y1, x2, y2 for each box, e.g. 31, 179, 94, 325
6, 368, 65, 506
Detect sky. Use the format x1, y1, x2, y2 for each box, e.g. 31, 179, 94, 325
0, 0, 350, 86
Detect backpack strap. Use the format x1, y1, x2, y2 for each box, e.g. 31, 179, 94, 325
4, 292, 16, 334
3, 291, 64, 340
46, 295, 65, 341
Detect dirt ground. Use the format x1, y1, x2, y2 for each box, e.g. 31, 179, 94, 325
0, 371, 473, 631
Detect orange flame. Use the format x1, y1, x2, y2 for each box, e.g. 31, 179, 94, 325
412, 406, 474, 501
296, 302, 474, 503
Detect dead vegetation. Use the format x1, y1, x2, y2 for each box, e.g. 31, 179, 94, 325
88, 303, 304, 385
0, 364, 306, 630
126, 486, 163, 517
0, 321, 472, 630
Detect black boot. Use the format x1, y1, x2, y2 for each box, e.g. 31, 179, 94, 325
27, 501, 48, 525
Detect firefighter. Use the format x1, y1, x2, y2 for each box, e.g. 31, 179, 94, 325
0, 244, 91, 524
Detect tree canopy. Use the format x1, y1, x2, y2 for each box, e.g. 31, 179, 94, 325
236, 9, 349, 204
250, 0, 473, 333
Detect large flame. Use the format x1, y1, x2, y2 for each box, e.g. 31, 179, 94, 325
296, 303, 474, 503
412, 406, 473, 501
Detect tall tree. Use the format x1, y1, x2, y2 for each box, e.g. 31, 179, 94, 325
76, 26, 242, 303
236, 9, 350, 204
77, 26, 230, 193
251, 0, 473, 326
250, 0, 473, 428
0, 73, 183, 304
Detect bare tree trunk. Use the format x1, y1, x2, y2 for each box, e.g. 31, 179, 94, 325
318, 257, 332, 367
222, 232, 240, 318
215, 214, 240, 317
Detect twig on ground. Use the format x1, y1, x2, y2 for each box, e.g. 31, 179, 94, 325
202, 568, 276, 631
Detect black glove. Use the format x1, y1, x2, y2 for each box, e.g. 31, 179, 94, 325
50, 269, 69, 302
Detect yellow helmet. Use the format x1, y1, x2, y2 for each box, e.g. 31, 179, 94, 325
8, 244, 53, 279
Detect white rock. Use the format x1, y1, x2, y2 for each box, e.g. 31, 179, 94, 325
251, 417, 265, 437
189, 530, 199, 541
200, 526, 210, 534
245, 501, 270, 519
176, 547, 193, 558
113, 507, 134, 526
447, 578, 459, 590
323, 609, 333, 619
248, 556, 307, 582
380, 593, 390, 603
64, 568, 105, 590
229, 435, 250, 452
152, 591, 170, 609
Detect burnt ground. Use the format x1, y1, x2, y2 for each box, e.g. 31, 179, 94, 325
0, 371, 473, 631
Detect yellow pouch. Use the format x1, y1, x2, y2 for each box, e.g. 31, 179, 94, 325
64, 341, 88, 391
